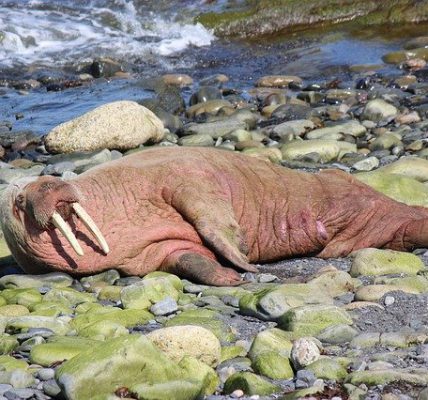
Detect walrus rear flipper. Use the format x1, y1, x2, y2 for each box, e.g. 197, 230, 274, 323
389, 217, 428, 251
170, 185, 258, 273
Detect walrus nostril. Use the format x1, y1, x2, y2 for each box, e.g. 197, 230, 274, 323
51, 212, 84, 256
72, 203, 109, 255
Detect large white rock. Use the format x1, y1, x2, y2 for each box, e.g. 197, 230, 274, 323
45, 101, 164, 153
146, 325, 221, 367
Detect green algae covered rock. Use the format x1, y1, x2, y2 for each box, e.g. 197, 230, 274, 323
356, 171, 428, 206
80, 269, 120, 286
223, 371, 280, 396
146, 325, 221, 367
43, 287, 96, 306
0, 272, 73, 289
0, 288, 42, 308
0, 335, 18, 355
30, 301, 72, 317
375, 156, 428, 182
71, 308, 153, 332
281, 140, 356, 163
306, 357, 348, 381
77, 320, 129, 340
351, 248, 425, 277
221, 345, 247, 362
251, 351, 294, 379
121, 276, 181, 309
0, 369, 35, 389
239, 283, 333, 321
30, 336, 99, 367
278, 304, 353, 336
6, 316, 70, 335
131, 380, 203, 400
55, 334, 206, 400
307, 269, 355, 297
165, 309, 235, 342
178, 356, 219, 395
0, 355, 28, 371
0, 304, 29, 317
248, 328, 294, 360
346, 368, 428, 386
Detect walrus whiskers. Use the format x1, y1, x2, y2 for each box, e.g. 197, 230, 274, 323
51, 212, 84, 256
72, 203, 109, 254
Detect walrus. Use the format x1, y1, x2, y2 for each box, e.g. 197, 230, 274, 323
1, 147, 428, 286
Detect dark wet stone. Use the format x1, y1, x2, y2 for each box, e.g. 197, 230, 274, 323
41, 161, 76, 176
296, 369, 316, 385
86, 58, 124, 78
0, 131, 39, 149
156, 85, 185, 115
190, 86, 222, 106
270, 104, 312, 122
414, 67, 428, 80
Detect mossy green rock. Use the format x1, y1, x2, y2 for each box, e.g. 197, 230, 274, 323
56, 335, 203, 400
43, 287, 96, 306
80, 269, 120, 286
178, 356, 219, 395
146, 325, 221, 367
0, 335, 18, 354
131, 380, 203, 400
6, 316, 70, 335
281, 140, 356, 163
71, 308, 153, 332
374, 275, 428, 293
248, 328, 294, 360
307, 270, 355, 297
30, 336, 99, 367
346, 368, 428, 386
0, 273, 73, 289
351, 248, 424, 277
356, 171, 428, 206
121, 276, 181, 309
77, 320, 129, 340
97, 285, 123, 302
223, 372, 280, 396
316, 324, 358, 344
306, 357, 348, 381
282, 383, 325, 400
0, 288, 42, 308
251, 351, 294, 379
376, 157, 428, 183
0, 304, 29, 317
221, 345, 247, 362
0, 355, 28, 371
165, 309, 234, 342
31, 301, 72, 317
0, 369, 35, 388
239, 284, 333, 321
278, 304, 353, 336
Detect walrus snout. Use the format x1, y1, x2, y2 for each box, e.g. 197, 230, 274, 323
14, 176, 110, 257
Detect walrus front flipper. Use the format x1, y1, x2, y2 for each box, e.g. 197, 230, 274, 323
170, 186, 258, 273
163, 252, 245, 286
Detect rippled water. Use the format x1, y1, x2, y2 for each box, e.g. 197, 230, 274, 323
0, 0, 215, 68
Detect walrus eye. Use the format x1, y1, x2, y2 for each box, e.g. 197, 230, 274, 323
15, 194, 25, 210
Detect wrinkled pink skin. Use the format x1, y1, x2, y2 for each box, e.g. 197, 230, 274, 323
2, 147, 428, 286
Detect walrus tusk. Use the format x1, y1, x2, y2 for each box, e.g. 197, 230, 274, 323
72, 203, 110, 255
51, 212, 84, 256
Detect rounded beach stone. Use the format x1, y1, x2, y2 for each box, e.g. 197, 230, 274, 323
146, 325, 221, 367
361, 99, 398, 123
290, 337, 321, 369
45, 101, 165, 153
256, 75, 303, 88
223, 372, 280, 396
251, 351, 294, 379
350, 248, 425, 277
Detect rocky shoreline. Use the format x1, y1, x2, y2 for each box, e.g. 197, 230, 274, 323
0, 35, 428, 400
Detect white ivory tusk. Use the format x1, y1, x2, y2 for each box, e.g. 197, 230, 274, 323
72, 203, 110, 255
51, 212, 84, 256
